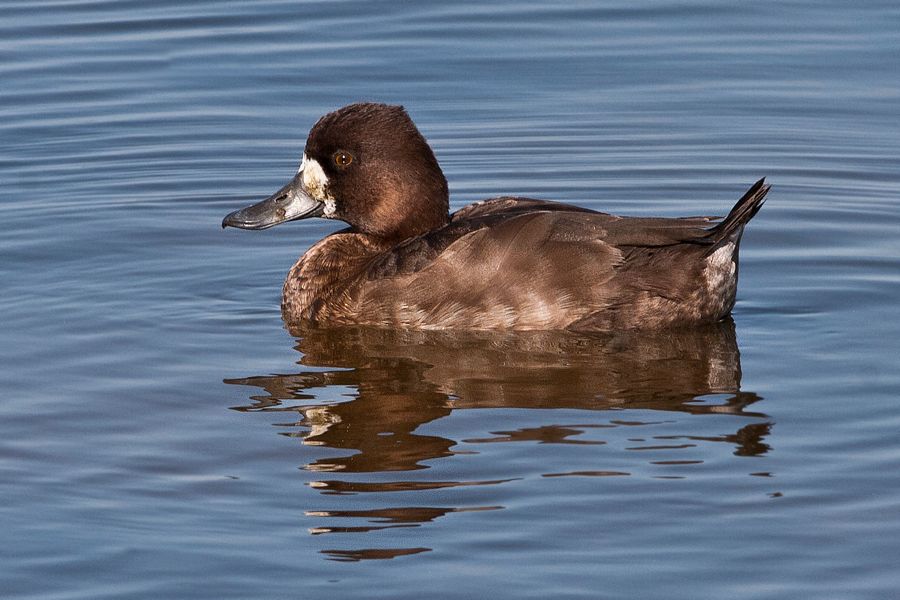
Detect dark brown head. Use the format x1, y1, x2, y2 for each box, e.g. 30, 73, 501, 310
222, 103, 450, 241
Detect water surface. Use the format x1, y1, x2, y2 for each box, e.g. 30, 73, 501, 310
2, 1, 900, 598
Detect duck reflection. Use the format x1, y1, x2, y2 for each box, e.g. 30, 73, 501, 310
225, 319, 769, 559
227, 318, 767, 472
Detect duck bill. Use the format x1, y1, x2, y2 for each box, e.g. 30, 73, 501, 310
222, 172, 324, 230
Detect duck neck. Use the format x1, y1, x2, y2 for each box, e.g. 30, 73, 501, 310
377, 204, 450, 242
360, 179, 450, 241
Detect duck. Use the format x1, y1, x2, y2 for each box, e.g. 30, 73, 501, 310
222, 102, 769, 331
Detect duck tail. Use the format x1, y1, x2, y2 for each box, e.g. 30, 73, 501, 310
707, 178, 770, 245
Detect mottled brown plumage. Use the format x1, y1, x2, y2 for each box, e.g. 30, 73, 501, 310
223, 102, 769, 331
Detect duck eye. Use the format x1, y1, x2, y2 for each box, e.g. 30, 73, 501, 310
333, 151, 353, 167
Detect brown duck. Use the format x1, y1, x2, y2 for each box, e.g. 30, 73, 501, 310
223, 103, 769, 331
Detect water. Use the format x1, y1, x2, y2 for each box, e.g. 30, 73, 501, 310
2, 1, 899, 597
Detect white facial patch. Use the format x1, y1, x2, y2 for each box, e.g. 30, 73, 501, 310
299, 153, 332, 203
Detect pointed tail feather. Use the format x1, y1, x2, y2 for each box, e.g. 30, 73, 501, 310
707, 178, 770, 245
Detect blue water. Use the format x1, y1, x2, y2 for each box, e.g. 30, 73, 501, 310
2, 1, 900, 598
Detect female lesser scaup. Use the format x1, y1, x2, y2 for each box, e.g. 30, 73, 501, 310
223, 103, 769, 331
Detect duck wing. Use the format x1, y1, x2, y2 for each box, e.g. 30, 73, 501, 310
360, 202, 625, 329
358, 181, 769, 330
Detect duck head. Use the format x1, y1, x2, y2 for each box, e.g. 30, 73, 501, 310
222, 103, 450, 240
